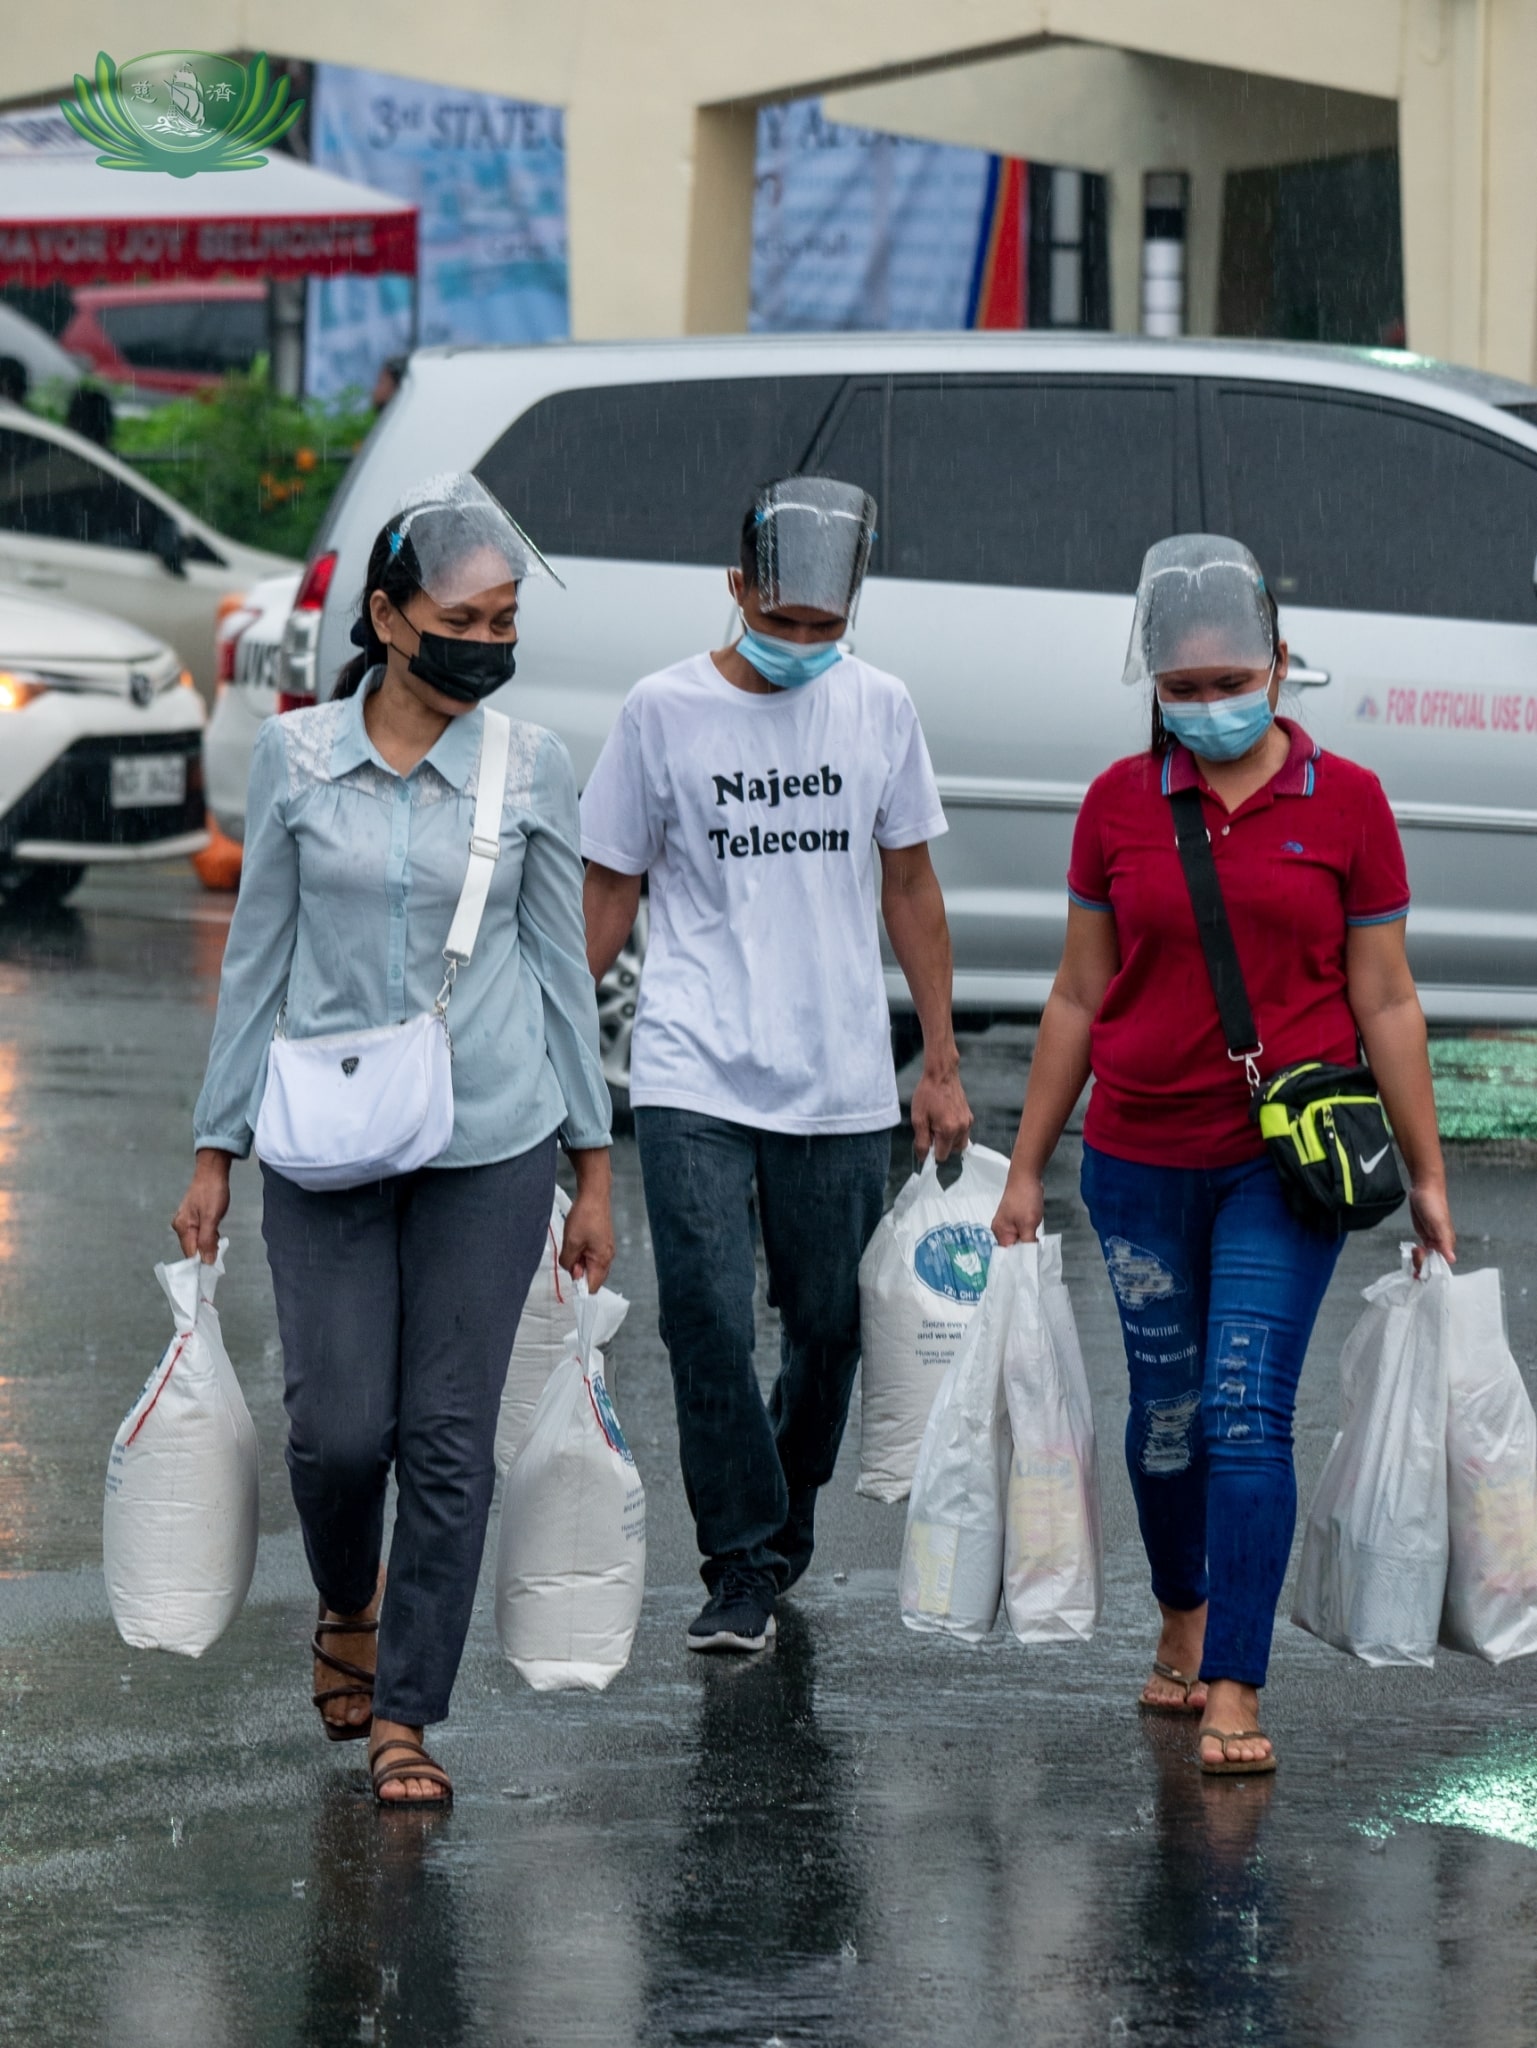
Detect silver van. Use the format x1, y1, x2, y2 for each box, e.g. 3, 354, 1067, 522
285, 333, 1537, 1078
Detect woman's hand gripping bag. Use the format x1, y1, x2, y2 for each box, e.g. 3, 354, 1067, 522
103, 1242, 259, 1657
1000, 1236, 1103, 1644
495, 1283, 645, 1691
899, 1245, 1012, 1643
858, 1145, 1011, 1503
1293, 1247, 1451, 1666
1438, 1262, 1537, 1663
494, 1184, 574, 1474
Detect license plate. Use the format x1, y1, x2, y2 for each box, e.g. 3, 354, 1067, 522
109, 754, 186, 809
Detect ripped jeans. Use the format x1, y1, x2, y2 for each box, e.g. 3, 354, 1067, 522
1080, 1142, 1344, 1687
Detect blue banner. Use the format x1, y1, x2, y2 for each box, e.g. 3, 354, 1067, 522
304, 64, 567, 400
749, 100, 995, 333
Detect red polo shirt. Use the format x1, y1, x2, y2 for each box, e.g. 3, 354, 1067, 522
1067, 720, 1410, 1168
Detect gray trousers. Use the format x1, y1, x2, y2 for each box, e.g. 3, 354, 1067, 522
261, 1138, 557, 1725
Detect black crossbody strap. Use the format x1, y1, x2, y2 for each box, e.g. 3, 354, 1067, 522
1168, 785, 1262, 1068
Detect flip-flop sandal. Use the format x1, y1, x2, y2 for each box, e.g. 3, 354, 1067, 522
312, 1602, 378, 1744
370, 1738, 454, 1808
1199, 1728, 1277, 1776
1139, 1660, 1208, 1716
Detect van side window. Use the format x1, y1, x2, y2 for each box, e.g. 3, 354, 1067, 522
1214, 386, 1537, 622
886, 379, 1179, 590
477, 377, 844, 566
0, 428, 162, 552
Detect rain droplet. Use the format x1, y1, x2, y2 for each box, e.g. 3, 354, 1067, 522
291, 1878, 306, 1897
839, 1940, 858, 1962
357, 2017, 376, 2044
380, 1966, 398, 1996
1109, 2020, 1130, 2041
1368, 1837, 1388, 1855
169, 1818, 182, 1849
833, 1571, 848, 1584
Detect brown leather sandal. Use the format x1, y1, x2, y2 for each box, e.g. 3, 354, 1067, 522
1139, 1660, 1208, 1716
370, 1738, 454, 1807
312, 1601, 378, 1744
1199, 1728, 1277, 1776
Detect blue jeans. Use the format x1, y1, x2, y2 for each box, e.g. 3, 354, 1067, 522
635, 1108, 891, 1596
1080, 1142, 1344, 1688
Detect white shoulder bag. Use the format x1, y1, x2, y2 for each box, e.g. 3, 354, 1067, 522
254, 709, 511, 1192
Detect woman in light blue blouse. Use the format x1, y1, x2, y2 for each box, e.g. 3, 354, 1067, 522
173, 475, 613, 1809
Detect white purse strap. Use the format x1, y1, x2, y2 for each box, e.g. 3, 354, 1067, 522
439, 709, 511, 995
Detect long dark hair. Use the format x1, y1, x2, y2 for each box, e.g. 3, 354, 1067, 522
333, 521, 428, 700
1148, 578, 1282, 752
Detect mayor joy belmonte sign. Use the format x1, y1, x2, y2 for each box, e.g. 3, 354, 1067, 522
61, 51, 303, 177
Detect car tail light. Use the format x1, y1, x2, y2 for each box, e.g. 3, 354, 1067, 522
294, 549, 338, 615
280, 547, 337, 710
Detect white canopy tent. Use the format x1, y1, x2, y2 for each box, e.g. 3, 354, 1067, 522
0, 109, 418, 391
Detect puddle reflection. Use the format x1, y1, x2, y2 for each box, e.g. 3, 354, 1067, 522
300, 1787, 469, 2046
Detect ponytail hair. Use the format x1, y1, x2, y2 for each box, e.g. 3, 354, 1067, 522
332, 520, 427, 699
1148, 572, 1281, 753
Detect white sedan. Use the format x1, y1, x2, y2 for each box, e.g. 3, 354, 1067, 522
203, 568, 300, 842
0, 582, 207, 910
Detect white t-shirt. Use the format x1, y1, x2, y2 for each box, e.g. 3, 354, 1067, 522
579, 651, 947, 1134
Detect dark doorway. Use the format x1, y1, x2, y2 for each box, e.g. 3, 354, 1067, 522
1218, 148, 1404, 347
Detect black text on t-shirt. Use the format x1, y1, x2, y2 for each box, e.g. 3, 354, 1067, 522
707, 763, 850, 862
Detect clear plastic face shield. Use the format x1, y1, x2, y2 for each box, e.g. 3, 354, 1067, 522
1121, 534, 1275, 688
754, 476, 877, 623
387, 472, 563, 607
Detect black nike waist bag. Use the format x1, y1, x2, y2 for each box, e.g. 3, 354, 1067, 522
1169, 785, 1406, 1234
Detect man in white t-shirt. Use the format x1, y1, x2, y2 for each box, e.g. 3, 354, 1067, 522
581, 476, 971, 1654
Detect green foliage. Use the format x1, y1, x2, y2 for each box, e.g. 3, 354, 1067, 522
113, 366, 374, 558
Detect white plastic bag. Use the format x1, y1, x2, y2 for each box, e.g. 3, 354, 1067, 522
1439, 1264, 1537, 1663
1293, 1247, 1450, 1667
899, 1243, 1012, 1643
858, 1145, 1011, 1503
494, 1185, 574, 1474
1000, 1236, 1103, 1644
495, 1283, 645, 1691
103, 1241, 259, 1657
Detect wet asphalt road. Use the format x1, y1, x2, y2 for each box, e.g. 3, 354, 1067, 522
3, 865, 1537, 2047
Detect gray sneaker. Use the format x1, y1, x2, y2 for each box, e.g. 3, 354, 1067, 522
686, 1579, 777, 1653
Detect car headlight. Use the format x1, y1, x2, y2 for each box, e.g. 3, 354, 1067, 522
0, 671, 46, 712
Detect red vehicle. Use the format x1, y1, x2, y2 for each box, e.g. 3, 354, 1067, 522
60, 282, 270, 396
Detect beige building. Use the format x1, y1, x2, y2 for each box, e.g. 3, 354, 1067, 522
11, 0, 1537, 379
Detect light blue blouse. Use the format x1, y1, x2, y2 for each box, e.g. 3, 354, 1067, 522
193, 674, 612, 1166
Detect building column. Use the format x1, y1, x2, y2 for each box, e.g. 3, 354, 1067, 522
1394, 0, 1537, 379
565, 90, 758, 340
684, 103, 759, 334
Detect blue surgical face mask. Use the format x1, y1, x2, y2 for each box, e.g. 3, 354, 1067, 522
1158, 666, 1276, 762
737, 619, 844, 690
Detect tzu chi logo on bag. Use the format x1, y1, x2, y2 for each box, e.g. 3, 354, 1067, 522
913, 1223, 995, 1304
62, 51, 303, 177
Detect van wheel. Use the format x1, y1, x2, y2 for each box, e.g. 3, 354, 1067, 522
0, 864, 85, 912
596, 897, 648, 1121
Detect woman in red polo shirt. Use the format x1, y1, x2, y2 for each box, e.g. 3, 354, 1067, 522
993, 535, 1454, 1777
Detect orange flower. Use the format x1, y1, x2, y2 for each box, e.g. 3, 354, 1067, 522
294, 446, 318, 473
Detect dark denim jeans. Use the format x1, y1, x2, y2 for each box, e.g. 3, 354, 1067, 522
1080, 1141, 1344, 1688
636, 1107, 890, 1596
261, 1140, 557, 1725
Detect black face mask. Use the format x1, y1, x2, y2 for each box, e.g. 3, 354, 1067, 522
405, 622, 517, 704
